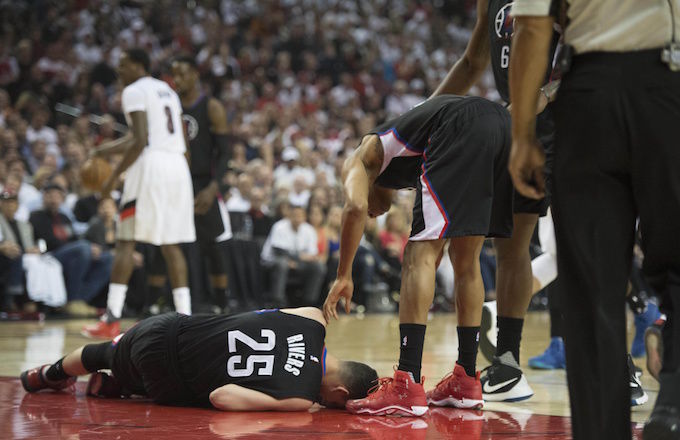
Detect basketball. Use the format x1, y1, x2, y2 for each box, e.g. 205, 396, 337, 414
80, 157, 112, 191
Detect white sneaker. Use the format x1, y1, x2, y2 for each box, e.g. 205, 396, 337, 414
481, 351, 534, 402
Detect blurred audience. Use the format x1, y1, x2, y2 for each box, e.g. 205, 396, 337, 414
29, 182, 112, 315
0, 0, 487, 318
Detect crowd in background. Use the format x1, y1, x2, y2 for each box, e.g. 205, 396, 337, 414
0, 0, 502, 318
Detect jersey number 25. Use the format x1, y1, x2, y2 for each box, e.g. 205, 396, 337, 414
226, 329, 275, 377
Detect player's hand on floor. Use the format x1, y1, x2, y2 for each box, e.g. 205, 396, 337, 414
509, 137, 546, 200
323, 277, 354, 322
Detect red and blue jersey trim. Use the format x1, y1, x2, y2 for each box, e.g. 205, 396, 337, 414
378, 127, 423, 154
421, 152, 450, 238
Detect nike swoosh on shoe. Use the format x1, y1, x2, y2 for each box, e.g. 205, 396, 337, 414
483, 378, 519, 393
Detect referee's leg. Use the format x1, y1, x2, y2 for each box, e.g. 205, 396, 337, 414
553, 82, 636, 440
629, 69, 680, 430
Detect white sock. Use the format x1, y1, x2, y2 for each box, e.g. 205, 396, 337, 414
172, 287, 191, 315
106, 283, 128, 319
531, 253, 558, 290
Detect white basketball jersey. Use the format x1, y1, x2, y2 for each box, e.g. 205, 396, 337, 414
121, 77, 186, 154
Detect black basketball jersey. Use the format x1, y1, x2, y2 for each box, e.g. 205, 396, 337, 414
488, 0, 560, 103
175, 310, 326, 406
182, 95, 214, 190
369, 95, 468, 189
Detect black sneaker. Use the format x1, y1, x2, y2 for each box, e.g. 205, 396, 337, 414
643, 405, 680, 440
628, 354, 648, 406
481, 351, 533, 402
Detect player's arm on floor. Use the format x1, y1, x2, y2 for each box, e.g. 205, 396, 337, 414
323, 139, 381, 321
209, 384, 314, 411
102, 111, 147, 196
431, 0, 490, 97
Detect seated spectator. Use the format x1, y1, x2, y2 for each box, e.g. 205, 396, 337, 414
325, 205, 342, 262
84, 198, 117, 249
5, 160, 41, 221
261, 204, 326, 307
273, 147, 314, 189
307, 204, 329, 263
289, 175, 311, 207
247, 187, 274, 245
25, 107, 58, 150
0, 189, 38, 311
378, 208, 409, 270
226, 173, 253, 213
29, 182, 112, 316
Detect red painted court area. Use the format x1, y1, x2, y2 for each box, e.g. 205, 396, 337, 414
1, 378, 641, 439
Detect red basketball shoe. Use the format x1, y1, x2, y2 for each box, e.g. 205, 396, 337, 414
346, 369, 428, 417
81, 320, 120, 339
426, 363, 484, 409
20, 365, 76, 393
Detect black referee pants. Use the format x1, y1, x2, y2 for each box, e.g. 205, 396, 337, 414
552, 49, 680, 440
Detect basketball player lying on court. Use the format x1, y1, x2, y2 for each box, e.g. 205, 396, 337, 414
323, 94, 513, 415
20, 307, 378, 411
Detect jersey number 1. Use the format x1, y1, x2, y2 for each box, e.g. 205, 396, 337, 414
226, 329, 275, 377
164, 106, 175, 133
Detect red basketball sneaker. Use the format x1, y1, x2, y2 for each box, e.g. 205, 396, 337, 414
346, 369, 428, 417
20, 365, 76, 393
81, 320, 120, 339
426, 363, 484, 409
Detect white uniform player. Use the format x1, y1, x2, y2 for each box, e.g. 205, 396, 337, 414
82, 49, 194, 339
119, 77, 196, 245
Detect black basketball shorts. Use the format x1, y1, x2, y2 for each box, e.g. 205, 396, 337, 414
410, 102, 513, 241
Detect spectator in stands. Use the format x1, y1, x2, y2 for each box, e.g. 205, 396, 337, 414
4, 162, 40, 221
0, 189, 37, 311
26, 107, 58, 150
226, 173, 253, 213
84, 198, 117, 250
307, 204, 329, 264
246, 187, 274, 245
378, 208, 409, 270
261, 204, 326, 307
274, 147, 314, 190
29, 182, 112, 316
289, 175, 311, 207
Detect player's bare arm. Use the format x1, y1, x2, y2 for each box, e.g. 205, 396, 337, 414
322, 136, 383, 322
508, 15, 554, 200
506, 78, 560, 115
194, 98, 230, 215
431, 0, 491, 97
91, 131, 136, 158
101, 110, 148, 197
209, 384, 314, 412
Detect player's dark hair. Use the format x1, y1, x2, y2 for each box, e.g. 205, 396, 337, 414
339, 361, 379, 400
125, 48, 151, 73
172, 54, 198, 70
